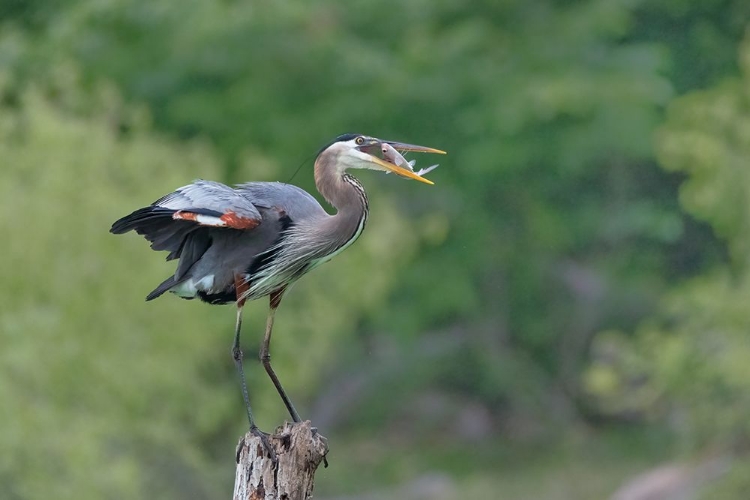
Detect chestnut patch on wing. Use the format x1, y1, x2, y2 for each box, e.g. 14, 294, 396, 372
220, 211, 261, 229
172, 210, 199, 222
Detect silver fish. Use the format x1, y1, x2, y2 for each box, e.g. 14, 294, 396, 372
381, 143, 439, 177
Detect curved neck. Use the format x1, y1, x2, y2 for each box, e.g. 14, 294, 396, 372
314, 150, 368, 217
313, 150, 369, 251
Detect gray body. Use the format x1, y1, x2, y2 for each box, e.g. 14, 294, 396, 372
111, 178, 363, 304
182, 182, 325, 299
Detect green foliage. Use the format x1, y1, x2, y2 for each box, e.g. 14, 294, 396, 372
700, 457, 750, 500
1, 0, 748, 497
0, 76, 231, 498
628, 0, 750, 92
0, 74, 420, 497
657, 50, 750, 266
0, 0, 735, 394
585, 31, 750, 497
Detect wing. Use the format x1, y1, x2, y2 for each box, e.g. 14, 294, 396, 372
234, 181, 327, 221
111, 180, 264, 280
111, 179, 262, 239
152, 179, 262, 229
111, 180, 327, 301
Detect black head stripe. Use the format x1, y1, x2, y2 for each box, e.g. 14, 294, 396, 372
317, 133, 363, 156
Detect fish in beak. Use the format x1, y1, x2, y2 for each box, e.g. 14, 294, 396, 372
380, 143, 440, 178
360, 139, 446, 185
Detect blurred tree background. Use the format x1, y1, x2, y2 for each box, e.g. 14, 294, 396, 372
1, 0, 749, 498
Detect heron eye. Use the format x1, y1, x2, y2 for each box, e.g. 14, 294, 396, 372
355, 136, 365, 145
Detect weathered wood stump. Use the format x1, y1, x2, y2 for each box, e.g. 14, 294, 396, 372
233, 421, 328, 500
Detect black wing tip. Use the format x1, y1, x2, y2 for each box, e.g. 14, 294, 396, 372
110, 214, 135, 234
110, 221, 129, 234
110, 206, 175, 234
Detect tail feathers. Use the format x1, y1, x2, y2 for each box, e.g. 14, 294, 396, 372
146, 276, 179, 301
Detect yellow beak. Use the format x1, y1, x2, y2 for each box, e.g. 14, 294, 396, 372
368, 155, 435, 185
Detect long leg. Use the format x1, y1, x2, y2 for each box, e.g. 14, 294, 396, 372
231, 304, 257, 427
260, 288, 302, 423
232, 277, 275, 460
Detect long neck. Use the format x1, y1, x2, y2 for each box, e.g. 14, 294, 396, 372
313, 150, 369, 252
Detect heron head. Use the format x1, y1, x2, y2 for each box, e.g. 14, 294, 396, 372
320, 134, 445, 185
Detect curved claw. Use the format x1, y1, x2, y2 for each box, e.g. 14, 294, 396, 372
245, 426, 277, 464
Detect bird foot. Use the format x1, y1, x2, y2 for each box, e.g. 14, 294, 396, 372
253, 426, 278, 463
236, 426, 278, 464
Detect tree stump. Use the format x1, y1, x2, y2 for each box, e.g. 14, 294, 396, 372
233, 421, 328, 500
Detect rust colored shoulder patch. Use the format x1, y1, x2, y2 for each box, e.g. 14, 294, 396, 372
220, 211, 261, 230
172, 210, 199, 222
171, 209, 260, 229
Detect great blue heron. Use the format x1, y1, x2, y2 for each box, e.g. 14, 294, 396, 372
110, 133, 444, 454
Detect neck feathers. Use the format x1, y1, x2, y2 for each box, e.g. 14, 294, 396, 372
314, 149, 367, 215
246, 149, 369, 298
313, 149, 369, 251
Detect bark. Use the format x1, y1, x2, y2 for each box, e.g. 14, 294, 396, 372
233, 421, 328, 500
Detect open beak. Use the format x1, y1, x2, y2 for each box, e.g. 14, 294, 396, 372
382, 141, 446, 155
362, 140, 446, 185
368, 155, 435, 184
